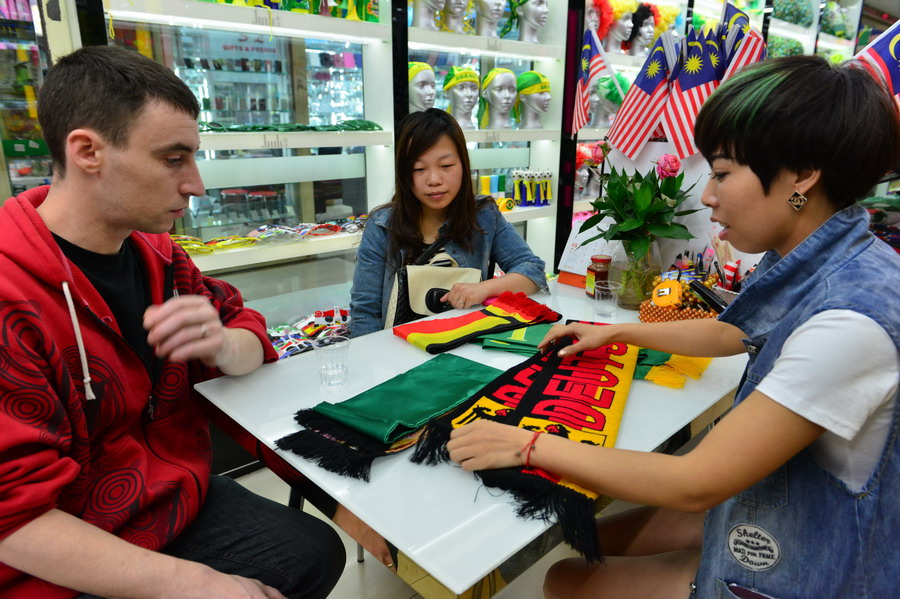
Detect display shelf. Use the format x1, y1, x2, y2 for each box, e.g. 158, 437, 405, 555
605, 52, 649, 71
469, 146, 530, 170
577, 127, 608, 142
573, 199, 596, 213
198, 152, 366, 189
463, 129, 559, 144
199, 130, 393, 151
816, 31, 854, 53
107, 0, 390, 43
502, 204, 555, 224
189, 231, 362, 274
769, 17, 817, 54
407, 28, 564, 60
9, 174, 52, 187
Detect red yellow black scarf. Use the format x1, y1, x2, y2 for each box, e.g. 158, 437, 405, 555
411, 338, 639, 561
393, 291, 561, 353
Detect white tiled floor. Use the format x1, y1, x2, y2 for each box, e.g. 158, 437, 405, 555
236, 467, 583, 599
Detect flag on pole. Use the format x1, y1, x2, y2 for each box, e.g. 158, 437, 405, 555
607, 33, 674, 159
572, 29, 616, 137
722, 26, 766, 81
721, 2, 750, 59
854, 18, 900, 98
662, 27, 721, 158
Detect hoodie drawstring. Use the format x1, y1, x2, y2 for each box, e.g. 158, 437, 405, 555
62, 281, 97, 400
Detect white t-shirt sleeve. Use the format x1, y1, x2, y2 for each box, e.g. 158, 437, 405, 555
755, 310, 898, 490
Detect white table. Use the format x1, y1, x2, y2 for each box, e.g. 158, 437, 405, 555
196, 281, 747, 596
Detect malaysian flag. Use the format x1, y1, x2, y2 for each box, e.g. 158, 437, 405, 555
721, 3, 750, 59
663, 27, 721, 159
722, 26, 766, 82
572, 29, 617, 137
855, 18, 900, 98
607, 33, 675, 159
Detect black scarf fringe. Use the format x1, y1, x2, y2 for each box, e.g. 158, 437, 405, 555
478, 468, 603, 562
410, 413, 459, 465
274, 409, 393, 481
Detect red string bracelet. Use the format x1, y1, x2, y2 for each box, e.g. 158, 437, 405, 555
517, 430, 542, 468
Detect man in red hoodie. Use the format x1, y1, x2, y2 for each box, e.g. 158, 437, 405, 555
0, 46, 345, 598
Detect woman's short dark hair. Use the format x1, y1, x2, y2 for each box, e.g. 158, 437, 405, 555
38, 45, 200, 177
695, 55, 900, 209
383, 108, 481, 260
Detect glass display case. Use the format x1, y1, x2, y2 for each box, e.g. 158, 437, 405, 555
405, 0, 569, 266
768, 0, 821, 56
0, 1, 51, 197
816, 0, 863, 62
106, 0, 394, 278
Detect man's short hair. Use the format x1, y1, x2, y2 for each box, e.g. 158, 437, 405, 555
695, 55, 900, 209
38, 45, 200, 176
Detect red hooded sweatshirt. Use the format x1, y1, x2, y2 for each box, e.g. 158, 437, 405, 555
0, 187, 278, 597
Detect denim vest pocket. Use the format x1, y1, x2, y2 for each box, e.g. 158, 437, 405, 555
736, 465, 788, 510
716, 579, 785, 599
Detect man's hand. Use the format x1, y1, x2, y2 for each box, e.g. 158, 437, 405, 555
144, 295, 229, 367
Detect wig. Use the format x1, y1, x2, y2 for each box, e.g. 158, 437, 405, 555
608, 0, 638, 21
592, 0, 614, 40
654, 4, 680, 39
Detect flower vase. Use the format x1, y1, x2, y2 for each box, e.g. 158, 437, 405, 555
609, 240, 662, 310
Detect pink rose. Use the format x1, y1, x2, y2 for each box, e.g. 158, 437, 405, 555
655, 154, 681, 179
590, 143, 606, 165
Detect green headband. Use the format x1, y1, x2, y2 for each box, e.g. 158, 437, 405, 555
443, 66, 480, 92
512, 71, 550, 122
478, 68, 515, 128
408, 61, 433, 82
500, 0, 529, 38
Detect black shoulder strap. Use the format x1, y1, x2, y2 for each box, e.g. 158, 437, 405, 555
412, 234, 449, 266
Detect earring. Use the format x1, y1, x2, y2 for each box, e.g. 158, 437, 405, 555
787, 191, 808, 211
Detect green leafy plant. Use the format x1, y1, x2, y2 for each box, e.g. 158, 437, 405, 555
579, 155, 704, 308
578, 156, 702, 261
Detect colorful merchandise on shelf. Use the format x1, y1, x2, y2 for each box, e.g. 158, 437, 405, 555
768, 35, 804, 57
773, 0, 813, 27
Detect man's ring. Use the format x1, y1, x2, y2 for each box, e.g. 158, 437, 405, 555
199, 323, 208, 339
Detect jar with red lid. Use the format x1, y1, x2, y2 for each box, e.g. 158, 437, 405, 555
586, 254, 612, 298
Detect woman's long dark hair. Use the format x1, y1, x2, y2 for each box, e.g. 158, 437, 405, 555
378, 108, 482, 264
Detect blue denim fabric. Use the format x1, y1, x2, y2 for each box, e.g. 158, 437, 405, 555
694, 205, 900, 598
77, 475, 346, 599
349, 201, 548, 337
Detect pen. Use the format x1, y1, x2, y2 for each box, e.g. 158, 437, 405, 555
713, 259, 726, 287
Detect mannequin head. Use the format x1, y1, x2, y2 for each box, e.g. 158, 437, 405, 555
440, 0, 473, 33
626, 3, 657, 55
443, 66, 480, 127
478, 68, 516, 128
606, 0, 637, 48
513, 70, 551, 128
412, 0, 447, 30
655, 4, 681, 40
500, 0, 547, 41
476, 0, 505, 23
408, 62, 436, 112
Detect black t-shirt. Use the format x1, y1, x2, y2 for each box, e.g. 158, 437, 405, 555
54, 234, 155, 372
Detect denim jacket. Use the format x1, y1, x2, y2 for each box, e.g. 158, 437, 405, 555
694, 205, 900, 598
349, 201, 548, 337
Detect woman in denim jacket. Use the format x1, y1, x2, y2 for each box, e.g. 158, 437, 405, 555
445, 56, 900, 599
350, 108, 548, 337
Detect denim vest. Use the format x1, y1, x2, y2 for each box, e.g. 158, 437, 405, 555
694, 205, 900, 598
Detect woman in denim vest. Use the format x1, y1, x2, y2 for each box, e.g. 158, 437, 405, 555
350, 108, 547, 337
445, 56, 900, 598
